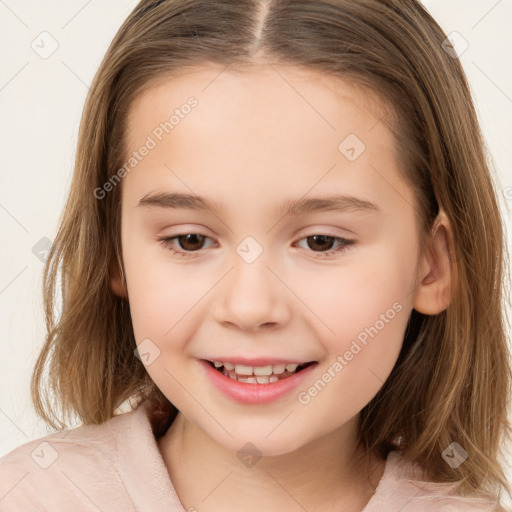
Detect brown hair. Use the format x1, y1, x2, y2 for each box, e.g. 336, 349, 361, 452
31, 0, 511, 502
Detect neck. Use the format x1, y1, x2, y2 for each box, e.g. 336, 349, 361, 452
157, 412, 386, 512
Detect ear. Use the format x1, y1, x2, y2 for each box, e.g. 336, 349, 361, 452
412, 210, 455, 315
109, 255, 128, 299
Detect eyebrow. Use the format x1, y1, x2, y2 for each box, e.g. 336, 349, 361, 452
137, 192, 382, 216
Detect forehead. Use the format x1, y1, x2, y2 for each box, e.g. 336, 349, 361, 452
124, 62, 391, 152
121, 63, 413, 217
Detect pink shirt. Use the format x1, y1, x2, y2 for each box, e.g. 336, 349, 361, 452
0, 399, 503, 511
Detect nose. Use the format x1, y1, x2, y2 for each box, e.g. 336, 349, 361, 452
212, 255, 292, 332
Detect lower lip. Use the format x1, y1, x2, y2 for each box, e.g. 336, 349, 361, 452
200, 360, 317, 404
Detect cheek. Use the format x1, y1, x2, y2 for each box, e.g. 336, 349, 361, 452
296, 301, 410, 421
296, 249, 414, 345
122, 240, 204, 403
295, 246, 414, 400
122, 236, 201, 343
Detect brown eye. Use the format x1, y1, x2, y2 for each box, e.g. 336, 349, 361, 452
175, 234, 207, 251
295, 235, 354, 257
158, 233, 215, 257
304, 235, 336, 252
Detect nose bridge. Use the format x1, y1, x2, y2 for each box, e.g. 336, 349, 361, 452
213, 236, 289, 330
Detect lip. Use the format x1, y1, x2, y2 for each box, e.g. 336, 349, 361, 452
200, 359, 318, 404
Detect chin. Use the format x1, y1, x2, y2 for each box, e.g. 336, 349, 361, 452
208, 424, 310, 459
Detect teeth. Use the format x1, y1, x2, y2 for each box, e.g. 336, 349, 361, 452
238, 376, 257, 383
223, 367, 284, 384
253, 365, 273, 376
234, 364, 253, 376
253, 375, 280, 384
273, 364, 286, 374
212, 360, 309, 383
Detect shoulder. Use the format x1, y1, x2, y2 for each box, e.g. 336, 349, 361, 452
366, 451, 505, 512
0, 408, 137, 512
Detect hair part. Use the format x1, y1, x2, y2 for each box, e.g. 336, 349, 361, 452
31, 0, 511, 502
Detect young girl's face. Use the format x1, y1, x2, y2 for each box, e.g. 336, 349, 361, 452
117, 63, 426, 455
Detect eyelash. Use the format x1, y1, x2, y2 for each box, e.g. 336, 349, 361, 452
157, 233, 355, 259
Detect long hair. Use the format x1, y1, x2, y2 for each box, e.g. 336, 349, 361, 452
31, 0, 511, 501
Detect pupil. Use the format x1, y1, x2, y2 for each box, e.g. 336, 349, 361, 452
308, 235, 334, 251
179, 234, 205, 251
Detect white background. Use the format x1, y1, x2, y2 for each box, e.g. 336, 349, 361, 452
1, 0, 511, 504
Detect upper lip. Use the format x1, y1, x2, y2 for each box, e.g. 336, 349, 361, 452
202, 357, 316, 367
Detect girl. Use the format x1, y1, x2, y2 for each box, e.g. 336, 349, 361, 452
1, 0, 510, 510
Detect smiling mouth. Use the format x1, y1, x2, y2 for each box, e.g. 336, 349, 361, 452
204, 360, 316, 384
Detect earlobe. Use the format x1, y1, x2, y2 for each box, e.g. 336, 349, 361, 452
412, 210, 454, 316
109, 257, 128, 299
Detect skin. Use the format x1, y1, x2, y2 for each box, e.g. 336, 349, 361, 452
110, 62, 454, 512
